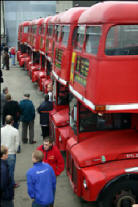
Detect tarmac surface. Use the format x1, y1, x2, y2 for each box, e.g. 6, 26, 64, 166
1, 59, 96, 207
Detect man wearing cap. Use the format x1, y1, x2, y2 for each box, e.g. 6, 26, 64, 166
19, 94, 36, 144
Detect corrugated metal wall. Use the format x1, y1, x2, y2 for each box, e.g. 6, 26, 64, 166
4, 1, 56, 48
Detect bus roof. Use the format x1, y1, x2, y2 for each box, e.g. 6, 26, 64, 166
43, 16, 52, 24
58, 7, 88, 24
32, 18, 45, 25
22, 21, 31, 26
79, 1, 138, 24
49, 12, 65, 24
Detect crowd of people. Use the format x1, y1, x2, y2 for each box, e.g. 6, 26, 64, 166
0, 84, 65, 207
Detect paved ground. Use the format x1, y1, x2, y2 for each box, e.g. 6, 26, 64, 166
1, 59, 96, 207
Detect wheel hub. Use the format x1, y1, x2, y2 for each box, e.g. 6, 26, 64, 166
115, 190, 136, 207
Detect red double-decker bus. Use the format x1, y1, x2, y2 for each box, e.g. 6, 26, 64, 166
32, 16, 52, 85
65, 2, 138, 207
49, 7, 87, 150
17, 21, 31, 67
40, 13, 63, 94
28, 18, 45, 79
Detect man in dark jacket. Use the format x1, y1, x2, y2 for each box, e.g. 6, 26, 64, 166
1, 87, 8, 126
19, 93, 36, 144
26, 150, 56, 207
3, 94, 21, 129
2, 47, 10, 70
0, 145, 14, 207
37, 94, 53, 138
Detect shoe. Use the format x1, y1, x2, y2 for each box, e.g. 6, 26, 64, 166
14, 183, 20, 188
30, 140, 37, 144
22, 139, 28, 144
17, 145, 21, 153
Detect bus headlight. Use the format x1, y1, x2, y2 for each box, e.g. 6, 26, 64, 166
59, 136, 62, 142
83, 179, 87, 189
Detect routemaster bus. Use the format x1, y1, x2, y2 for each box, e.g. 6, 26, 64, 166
17, 21, 31, 66
32, 16, 52, 85
41, 12, 65, 94
28, 18, 45, 79
48, 7, 87, 149
65, 2, 138, 207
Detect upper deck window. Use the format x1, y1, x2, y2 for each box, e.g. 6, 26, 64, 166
73, 26, 85, 51
55, 25, 61, 42
61, 25, 70, 46
105, 25, 138, 56
47, 25, 54, 36
32, 25, 37, 34
24, 26, 28, 34
28, 26, 31, 33
39, 25, 45, 35
85, 26, 101, 55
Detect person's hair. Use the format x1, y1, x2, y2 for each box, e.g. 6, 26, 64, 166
32, 150, 44, 162
3, 87, 8, 94
43, 137, 54, 144
24, 93, 30, 98
5, 115, 13, 124
5, 94, 11, 101
4, 46, 8, 53
45, 94, 49, 102
0, 145, 8, 158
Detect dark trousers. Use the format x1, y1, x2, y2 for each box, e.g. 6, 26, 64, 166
22, 120, 34, 143
41, 125, 49, 138
1, 200, 14, 207
7, 154, 16, 186
2, 63, 9, 70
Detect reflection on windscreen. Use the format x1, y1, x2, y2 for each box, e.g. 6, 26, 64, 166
105, 25, 138, 56
33, 52, 40, 64
73, 26, 85, 51
69, 95, 77, 134
41, 55, 45, 68
57, 82, 69, 105
79, 103, 131, 132
61, 25, 70, 46
85, 26, 101, 55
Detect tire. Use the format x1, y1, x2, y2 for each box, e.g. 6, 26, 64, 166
99, 180, 138, 207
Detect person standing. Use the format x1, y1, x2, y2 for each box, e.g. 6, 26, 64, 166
47, 83, 53, 102
0, 145, 14, 207
19, 93, 36, 144
3, 94, 21, 129
2, 46, 10, 70
0, 87, 8, 126
37, 94, 53, 139
36, 137, 64, 177
26, 150, 56, 207
37, 137, 64, 207
10, 47, 16, 66
1, 115, 20, 188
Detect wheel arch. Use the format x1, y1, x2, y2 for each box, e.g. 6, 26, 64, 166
97, 173, 138, 202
